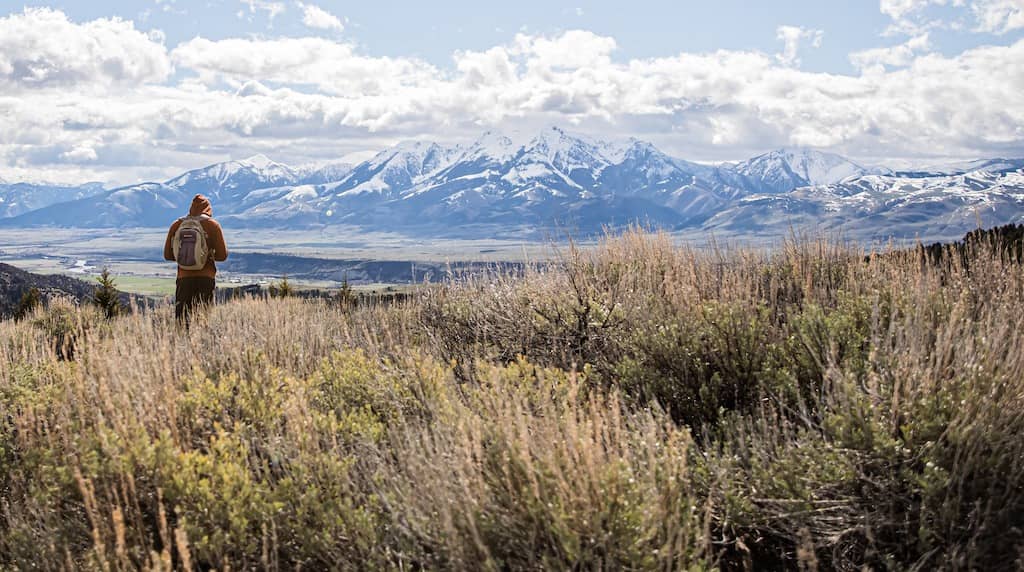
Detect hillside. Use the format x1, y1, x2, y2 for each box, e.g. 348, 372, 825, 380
2, 229, 1022, 570
0, 262, 100, 317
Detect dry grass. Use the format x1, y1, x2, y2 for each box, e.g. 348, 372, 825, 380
2, 228, 1023, 570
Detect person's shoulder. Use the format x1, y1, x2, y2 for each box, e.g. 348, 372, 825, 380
200, 217, 223, 231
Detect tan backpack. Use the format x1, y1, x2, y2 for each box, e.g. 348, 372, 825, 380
172, 215, 211, 270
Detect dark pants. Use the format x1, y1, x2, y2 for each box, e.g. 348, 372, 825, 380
175, 277, 215, 324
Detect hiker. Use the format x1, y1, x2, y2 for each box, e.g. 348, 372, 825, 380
164, 194, 228, 323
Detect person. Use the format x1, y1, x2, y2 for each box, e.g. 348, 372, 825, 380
164, 194, 228, 323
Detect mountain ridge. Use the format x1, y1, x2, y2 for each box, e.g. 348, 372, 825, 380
2, 127, 1022, 241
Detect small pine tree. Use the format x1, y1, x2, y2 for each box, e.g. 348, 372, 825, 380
92, 267, 123, 319
272, 275, 294, 298
14, 287, 41, 320
337, 276, 356, 310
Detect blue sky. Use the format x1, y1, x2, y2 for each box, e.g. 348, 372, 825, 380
0, 0, 1022, 184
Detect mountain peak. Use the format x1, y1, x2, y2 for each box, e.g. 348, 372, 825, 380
527, 126, 605, 154
464, 131, 516, 161
367, 140, 448, 169
738, 147, 871, 188
239, 154, 277, 169
163, 153, 300, 191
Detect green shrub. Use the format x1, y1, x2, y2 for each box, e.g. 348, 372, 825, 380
2, 229, 1023, 570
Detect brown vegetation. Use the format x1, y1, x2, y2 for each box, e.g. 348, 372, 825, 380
2, 229, 1023, 570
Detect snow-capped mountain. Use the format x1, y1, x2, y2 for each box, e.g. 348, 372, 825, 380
897, 158, 1024, 178
2, 128, 1022, 241
297, 162, 354, 185
704, 168, 1024, 240
164, 154, 303, 206
721, 148, 889, 194
0, 181, 107, 218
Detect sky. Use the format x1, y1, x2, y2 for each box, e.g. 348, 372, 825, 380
0, 0, 1022, 185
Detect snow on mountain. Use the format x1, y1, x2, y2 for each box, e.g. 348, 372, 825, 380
0, 182, 107, 218
523, 126, 610, 175
728, 148, 885, 194
704, 166, 1024, 240
165, 154, 301, 201
3, 128, 1023, 242
900, 158, 1024, 178
298, 162, 354, 185
321, 141, 459, 200
459, 131, 517, 163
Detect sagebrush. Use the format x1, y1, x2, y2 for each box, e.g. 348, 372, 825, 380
2, 229, 1023, 571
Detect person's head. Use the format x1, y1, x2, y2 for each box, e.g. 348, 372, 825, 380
189, 194, 212, 217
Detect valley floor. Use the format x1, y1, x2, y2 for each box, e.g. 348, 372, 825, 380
0, 224, 931, 296
0, 227, 565, 294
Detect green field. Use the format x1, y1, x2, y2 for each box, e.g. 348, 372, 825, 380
108, 275, 178, 296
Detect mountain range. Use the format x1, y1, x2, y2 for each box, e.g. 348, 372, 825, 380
3, 127, 1023, 240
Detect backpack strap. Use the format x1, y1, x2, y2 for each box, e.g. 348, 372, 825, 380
177, 215, 210, 237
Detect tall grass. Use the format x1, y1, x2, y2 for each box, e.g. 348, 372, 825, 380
2, 229, 1022, 570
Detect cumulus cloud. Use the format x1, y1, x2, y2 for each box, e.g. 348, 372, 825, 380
297, 2, 343, 31
881, 0, 936, 20
972, 0, 1024, 33
850, 33, 932, 70
171, 36, 439, 96
877, 0, 1024, 35
148, 31, 1024, 162
0, 8, 170, 90
879, 0, 966, 34
60, 144, 99, 162
512, 29, 617, 70
775, 25, 824, 66
1, 9, 1023, 184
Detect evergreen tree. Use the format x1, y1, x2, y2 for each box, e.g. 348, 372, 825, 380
272, 274, 294, 298
92, 267, 123, 319
337, 275, 356, 310
14, 287, 41, 320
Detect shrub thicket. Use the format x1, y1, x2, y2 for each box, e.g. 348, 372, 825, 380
2, 229, 1023, 570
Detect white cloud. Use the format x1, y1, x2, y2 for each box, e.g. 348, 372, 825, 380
850, 33, 931, 70
878, 0, 965, 34
1, 10, 1023, 184
775, 25, 824, 67
512, 29, 617, 70
876, 0, 1024, 35
972, 0, 1024, 33
880, 0, 935, 20
172, 36, 439, 96
239, 0, 286, 21
0, 8, 170, 90
297, 2, 344, 31
60, 144, 98, 162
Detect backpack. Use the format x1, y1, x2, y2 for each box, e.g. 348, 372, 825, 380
172, 215, 211, 270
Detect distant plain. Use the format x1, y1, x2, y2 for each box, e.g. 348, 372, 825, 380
0, 223, 936, 296
0, 226, 576, 294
